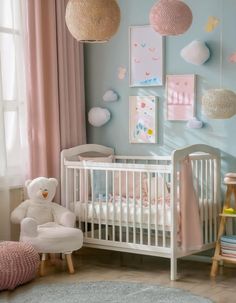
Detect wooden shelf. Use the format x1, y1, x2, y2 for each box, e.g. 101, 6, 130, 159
219, 213, 236, 218
214, 255, 236, 263
211, 182, 236, 277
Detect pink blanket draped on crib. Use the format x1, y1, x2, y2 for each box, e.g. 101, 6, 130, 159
180, 156, 203, 251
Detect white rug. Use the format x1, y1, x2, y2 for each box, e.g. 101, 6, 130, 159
0, 281, 213, 303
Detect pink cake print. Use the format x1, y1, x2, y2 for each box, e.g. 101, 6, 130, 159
166, 75, 196, 121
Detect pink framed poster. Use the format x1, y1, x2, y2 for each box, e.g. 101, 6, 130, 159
129, 25, 164, 87
166, 74, 196, 121
129, 96, 158, 144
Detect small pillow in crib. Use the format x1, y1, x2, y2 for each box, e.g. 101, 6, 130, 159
113, 172, 147, 199
144, 176, 169, 200
78, 155, 114, 201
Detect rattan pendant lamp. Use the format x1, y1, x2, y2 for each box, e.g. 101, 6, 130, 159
65, 0, 121, 43
149, 0, 193, 36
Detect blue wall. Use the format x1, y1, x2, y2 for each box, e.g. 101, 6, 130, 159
84, 0, 236, 176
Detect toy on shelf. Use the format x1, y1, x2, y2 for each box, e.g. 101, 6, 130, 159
211, 173, 236, 277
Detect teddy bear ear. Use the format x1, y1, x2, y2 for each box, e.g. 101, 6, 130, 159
49, 178, 58, 187
25, 179, 32, 187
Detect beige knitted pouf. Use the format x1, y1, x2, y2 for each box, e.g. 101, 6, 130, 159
0, 241, 40, 291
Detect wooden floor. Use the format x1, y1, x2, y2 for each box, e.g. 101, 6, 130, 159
33, 247, 236, 303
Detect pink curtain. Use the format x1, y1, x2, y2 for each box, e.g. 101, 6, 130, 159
24, 0, 86, 202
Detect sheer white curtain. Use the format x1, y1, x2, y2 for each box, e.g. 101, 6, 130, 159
0, 0, 28, 239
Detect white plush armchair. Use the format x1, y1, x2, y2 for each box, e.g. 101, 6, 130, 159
11, 177, 83, 276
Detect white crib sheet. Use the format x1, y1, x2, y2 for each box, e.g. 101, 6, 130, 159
75, 198, 177, 227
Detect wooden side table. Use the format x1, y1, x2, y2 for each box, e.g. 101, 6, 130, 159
210, 181, 236, 277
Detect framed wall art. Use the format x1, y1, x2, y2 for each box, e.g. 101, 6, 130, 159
129, 96, 158, 144
166, 74, 196, 121
129, 25, 164, 87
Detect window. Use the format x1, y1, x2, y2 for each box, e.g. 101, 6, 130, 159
0, 0, 28, 186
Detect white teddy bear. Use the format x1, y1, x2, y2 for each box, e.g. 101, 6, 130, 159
11, 177, 76, 229
11, 177, 83, 275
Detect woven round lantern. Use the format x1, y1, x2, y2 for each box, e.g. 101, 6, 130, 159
149, 0, 193, 36
65, 0, 121, 43
202, 89, 236, 119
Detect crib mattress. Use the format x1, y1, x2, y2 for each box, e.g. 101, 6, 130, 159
75, 199, 175, 227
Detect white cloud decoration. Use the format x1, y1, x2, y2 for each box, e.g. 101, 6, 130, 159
88, 107, 111, 127
181, 40, 210, 65
186, 117, 204, 129
103, 89, 119, 102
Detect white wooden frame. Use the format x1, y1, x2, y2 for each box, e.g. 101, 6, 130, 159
129, 96, 158, 144
61, 144, 221, 281
166, 74, 196, 121
129, 25, 164, 87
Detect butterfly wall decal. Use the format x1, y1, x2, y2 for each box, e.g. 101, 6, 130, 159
118, 66, 127, 80
205, 16, 220, 33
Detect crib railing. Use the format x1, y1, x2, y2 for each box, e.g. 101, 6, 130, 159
190, 154, 220, 246
61, 144, 221, 280
64, 150, 220, 256
66, 160, 172, 253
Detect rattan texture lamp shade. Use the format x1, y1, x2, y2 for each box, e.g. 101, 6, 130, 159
65, 0, 121, 43
149, 0, 193, 36
202, 89, 236, 119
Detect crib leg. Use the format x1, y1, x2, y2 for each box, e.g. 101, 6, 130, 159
170, 257, 177, 281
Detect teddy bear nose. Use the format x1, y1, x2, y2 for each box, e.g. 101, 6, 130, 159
42, 191, 48, 199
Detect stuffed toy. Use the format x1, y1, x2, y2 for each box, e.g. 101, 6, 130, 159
11, 177, 76, 228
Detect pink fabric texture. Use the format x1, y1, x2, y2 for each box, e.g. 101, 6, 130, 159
180, 156, 202, 251
114, 172, 147, 198
24, 0, 86, 202
0, 241, 40, 291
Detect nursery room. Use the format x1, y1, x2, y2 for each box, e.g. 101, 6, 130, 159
0, 0, 236, 302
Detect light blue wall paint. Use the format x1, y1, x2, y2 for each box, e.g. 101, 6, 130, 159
84, 0, 236, 176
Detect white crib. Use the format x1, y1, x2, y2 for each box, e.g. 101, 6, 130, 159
61, 144, 221, 280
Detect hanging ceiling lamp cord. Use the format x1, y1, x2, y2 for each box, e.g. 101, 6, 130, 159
219, 0, 223, 88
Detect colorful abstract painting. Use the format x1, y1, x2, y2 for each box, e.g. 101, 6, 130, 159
129, 25, 163, 87
166, 74, 196, 121
129, 96, 157, 144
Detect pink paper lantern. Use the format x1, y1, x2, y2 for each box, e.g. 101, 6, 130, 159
149, 0, 193, 36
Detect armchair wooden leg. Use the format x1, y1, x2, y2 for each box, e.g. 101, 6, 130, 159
65, 253, 74, 274
49, 253, 57, 265
40, 253, 47, 276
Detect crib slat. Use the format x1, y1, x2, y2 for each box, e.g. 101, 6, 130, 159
162, 173, 166, 248
213, 159, 218, 241
85, 169, 88, 238
200, 160, 204, 242
119, 171, 122, 242
65, 167, 69, 209
155, 172, 158, 247
79, 169, 82, 229
73, 169, 77, 206
133, 171, 136, 244
112, 171, 115, 241
148, 172, 151, 246
140, 172, 143, 245
91, 169, 94, 239
209, 160, 213, 243
205, 160, 209, 244
126, 171, 129, 243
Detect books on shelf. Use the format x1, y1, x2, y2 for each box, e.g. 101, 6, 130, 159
221, 235, 236, 258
